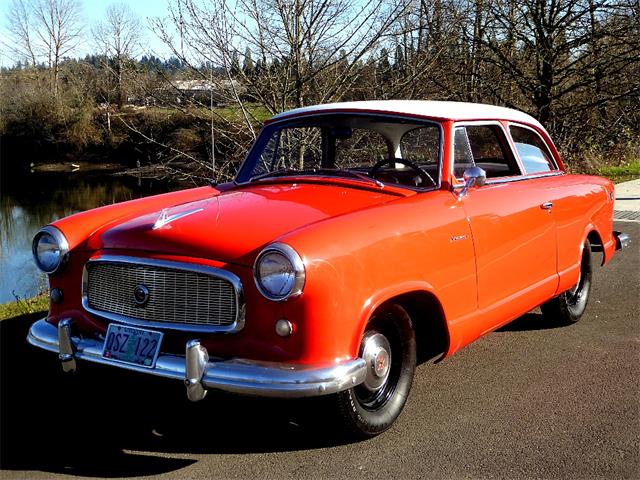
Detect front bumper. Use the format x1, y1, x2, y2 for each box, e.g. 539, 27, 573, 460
27, 318, 366, 400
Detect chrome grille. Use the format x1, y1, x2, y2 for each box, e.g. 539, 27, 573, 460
85, 260, 239, 329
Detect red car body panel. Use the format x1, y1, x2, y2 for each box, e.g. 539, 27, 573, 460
41, 103, 618, 370
96, 183, 403, 265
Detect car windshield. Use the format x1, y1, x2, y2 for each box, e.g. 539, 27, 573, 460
236, 114, 442, 190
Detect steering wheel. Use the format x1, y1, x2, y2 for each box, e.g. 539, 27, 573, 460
370, 159, 436, 187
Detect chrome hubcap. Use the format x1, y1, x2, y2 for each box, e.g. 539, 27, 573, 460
361, 332, 391, 392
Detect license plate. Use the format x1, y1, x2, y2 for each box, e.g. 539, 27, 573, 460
102, 324, 163, 368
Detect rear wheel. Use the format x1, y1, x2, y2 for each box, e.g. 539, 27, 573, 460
541, 240, 592, 324
332, 303, 416, 438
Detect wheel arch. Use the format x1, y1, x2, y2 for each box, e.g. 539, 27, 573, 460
359, 287, 449, 364
586, 229, 605, 266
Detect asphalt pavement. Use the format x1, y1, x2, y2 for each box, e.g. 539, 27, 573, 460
1, 221, 638, 480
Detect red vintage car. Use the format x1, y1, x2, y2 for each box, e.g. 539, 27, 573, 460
28, 101, 629, 437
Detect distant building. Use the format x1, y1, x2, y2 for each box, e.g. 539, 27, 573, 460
149, 78, 244, 106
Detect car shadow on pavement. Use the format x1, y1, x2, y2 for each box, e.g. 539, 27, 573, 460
496, 312, 566, 332
0, 314, 357, 478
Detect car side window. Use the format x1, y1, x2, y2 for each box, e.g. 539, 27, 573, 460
509, 126, 557, 174
454, 125, 520, 178
453, 127, 474, 176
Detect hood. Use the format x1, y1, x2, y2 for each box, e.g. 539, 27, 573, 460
95, 182, 399, 265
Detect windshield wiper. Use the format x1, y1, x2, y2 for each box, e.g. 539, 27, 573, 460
341, 169, 385, 188
249, 168, 300, 182
313, 168, 384, 188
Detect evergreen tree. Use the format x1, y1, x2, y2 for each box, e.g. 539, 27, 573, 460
394, 45, 404, 72
378, 48, 391, 72
254, 58, 264, 78
243, 47, 254, 76
337, 49, 348, 74
230, 50, 240, 76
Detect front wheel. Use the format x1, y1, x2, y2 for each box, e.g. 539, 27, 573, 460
541, 240, 592, 324
332, 303, 416, 438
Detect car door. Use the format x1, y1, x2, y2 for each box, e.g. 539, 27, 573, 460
454, 122, 558, 336
507, 123, 580, 293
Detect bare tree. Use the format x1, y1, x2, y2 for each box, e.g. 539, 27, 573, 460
381, 0, 471, 100
152, 0, 411, 115
93, 3, 143, 107
143, 0, 412, 180
480, 0, 638, 125
31, 0, 83, 97
4, 0, 38, 67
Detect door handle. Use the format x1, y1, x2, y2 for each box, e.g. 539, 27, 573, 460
541, 202, 553, 210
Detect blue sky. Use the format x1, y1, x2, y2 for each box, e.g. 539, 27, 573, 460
83, 0, 173, 57
1, 0, 173, 65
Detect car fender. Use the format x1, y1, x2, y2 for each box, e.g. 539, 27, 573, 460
355, 281, 439, 350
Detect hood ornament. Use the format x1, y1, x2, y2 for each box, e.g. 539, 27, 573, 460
153, 207, 204, 230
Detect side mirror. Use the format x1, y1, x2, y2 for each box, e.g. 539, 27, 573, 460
458, 166, 487, 199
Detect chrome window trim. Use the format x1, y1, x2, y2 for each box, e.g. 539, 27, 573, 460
506, 122, 560, 172
82, 255, 246, 333
234, 112, 444, 192
451, 120, 523, 179
452, 170, 565, 189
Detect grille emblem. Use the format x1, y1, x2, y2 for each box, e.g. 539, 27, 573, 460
133, 284, 150, 306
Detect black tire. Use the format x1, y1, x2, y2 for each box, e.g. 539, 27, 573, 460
541, 240, 592, 324
332, 303, 416, 439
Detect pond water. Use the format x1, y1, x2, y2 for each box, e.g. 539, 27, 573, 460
0, 170, 186, 304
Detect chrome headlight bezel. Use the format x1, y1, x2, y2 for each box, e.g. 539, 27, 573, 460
32, 226, 69, 274
253, 242, 305, 302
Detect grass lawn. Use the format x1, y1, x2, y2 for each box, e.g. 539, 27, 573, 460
597, 160, 640, 183
141, 103, 272, 123
0, 295, 48, 321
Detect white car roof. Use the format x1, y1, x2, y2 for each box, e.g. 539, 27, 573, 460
271, 100, 545, 131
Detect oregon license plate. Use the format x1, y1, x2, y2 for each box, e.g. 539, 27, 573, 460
102, 324, 163, 368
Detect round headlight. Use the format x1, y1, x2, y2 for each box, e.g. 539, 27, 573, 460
254, 243, 305, 301
32, 226, 69, 274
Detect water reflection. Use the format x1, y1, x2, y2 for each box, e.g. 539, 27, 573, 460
0, 171, 183, 303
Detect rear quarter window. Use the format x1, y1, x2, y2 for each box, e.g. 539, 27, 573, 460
510, 126, 557, 174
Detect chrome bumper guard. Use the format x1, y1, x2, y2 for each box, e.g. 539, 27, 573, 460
27, 319, 366, 401
613, 231, 630, 250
